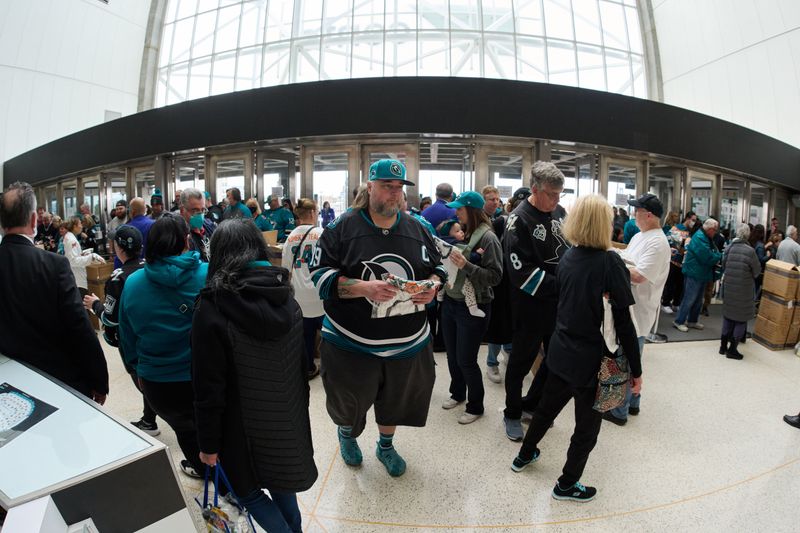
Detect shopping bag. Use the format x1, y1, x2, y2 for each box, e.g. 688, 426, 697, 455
195, 462, 256, 533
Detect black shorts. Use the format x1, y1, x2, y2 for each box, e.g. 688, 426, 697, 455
320, 340, 435, 438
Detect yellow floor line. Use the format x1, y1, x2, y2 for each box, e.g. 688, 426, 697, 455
310, 445, 339, 516
307, 455, 800, 529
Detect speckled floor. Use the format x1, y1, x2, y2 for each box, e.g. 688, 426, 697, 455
102, 337, 800, 533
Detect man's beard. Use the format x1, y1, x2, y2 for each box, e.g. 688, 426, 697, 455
371, 198, 400, 218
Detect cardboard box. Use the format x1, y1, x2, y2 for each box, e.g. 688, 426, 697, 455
262, 230, 278, 246
762, 260, 799, 300
785, 323, 800, 348
757, 292, 796, 327
754, 314, 789, 350
611, 242, 627, 250
86, 261, 114, 282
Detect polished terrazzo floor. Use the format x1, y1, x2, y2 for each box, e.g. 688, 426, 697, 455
102, 337, 800, 532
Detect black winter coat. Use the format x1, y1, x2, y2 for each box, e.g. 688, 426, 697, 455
192, 265, 317, 495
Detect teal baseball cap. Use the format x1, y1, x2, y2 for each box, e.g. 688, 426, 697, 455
447, 190, 485, 209
368, 159, 415, 186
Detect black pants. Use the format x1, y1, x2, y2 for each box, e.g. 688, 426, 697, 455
427, 301, 445, 351
141, 379, 203, 474
127, 369, 157, 425
661, 264, 684, 307
519, 370, 602, 487
441, 296, 491, 415
504, 326, 551, 419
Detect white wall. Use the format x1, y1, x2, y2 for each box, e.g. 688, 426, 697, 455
0, 0, 150, 187
653, 0, 800, 149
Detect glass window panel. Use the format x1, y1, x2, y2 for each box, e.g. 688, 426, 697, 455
293, 37, 321, 83
239, 1, 267, 48
605, 48, 631, 94
489, 154, 523, 199
160, 24, 174, 67
607, 163, 637, 212
188, 57, 212, 100
193, 11, 217, 58
211, 52, 236, 95
577, 44, 605, 90
215, 5, 242, 53
166, 0, 180, 23
631, 54, 645, 98
265, 0, 295, 42
625, 6, 642, 54
547, 40, 577, 86
219, 0, 240, 6
353, 0, 383, 31
517, 36, 546, 82
484, 34, 516, 79
323, 0, 353, 33
599, 0, 627, 50
177, 0, 198, 20
236, 45, 262, 90
263, 42, 291, 85
313, 153, 349, 214
514, 0, 544, 36
216, 160, 246, 202
572, 0, 602, 45
352, 32, 384, 78
157, 69, 169, 107
63, 185, 77, 217
171, 18, 195, 63
197, 0, 218, 13
450, 0, 481, 31
482, 0, 515, 33
385, 31, 417, 76
166, 63, 190, 105
451, 32, 482, 78
419, 0, 449, 30
299, 0, 323, 36
386, 0, 417, 31
543, 0, 574, 40
135, 171, 156, 206
418, 32, 450, 76
320, 35, 351, 80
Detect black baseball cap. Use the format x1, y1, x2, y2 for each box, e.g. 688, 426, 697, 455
628, 193, 664, 218
114, 225, 143, 254
115, 199, 127, 208
512, 187, 531, 202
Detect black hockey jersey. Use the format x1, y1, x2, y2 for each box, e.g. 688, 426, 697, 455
91, 258, 145, 352
311, 209, 446, 358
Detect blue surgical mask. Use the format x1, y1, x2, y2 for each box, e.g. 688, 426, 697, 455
190, 213, 204, 230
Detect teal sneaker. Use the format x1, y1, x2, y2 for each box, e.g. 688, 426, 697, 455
375, 444, 407, 477
510, 448, 540, 473
338, 430, 362, 466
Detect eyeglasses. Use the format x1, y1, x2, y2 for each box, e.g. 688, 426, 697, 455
187, 208, 208, 216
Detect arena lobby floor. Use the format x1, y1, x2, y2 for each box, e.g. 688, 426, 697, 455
101, 337, 800, 532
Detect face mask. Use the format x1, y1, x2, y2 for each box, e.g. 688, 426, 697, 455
687, 220, 695, 228
190, 213, 204, 230
249, 206, 257, 214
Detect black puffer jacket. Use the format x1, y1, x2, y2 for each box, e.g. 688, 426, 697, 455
192, 265, 317, 495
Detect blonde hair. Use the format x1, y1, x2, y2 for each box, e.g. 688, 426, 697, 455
245, 198, 261, 215
351, 183, 369, 210
481, 185, 499, 197
64, 216, 83, 232
563, 194, 612, 250
82, 214, 95, 229
664, 211, 679, 227
294, 197, 317, 221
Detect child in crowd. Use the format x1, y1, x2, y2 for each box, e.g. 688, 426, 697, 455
435, 220, 485, 318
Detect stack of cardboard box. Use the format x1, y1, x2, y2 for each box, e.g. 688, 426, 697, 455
86, 261, 114, 330
754, 260, 800, 350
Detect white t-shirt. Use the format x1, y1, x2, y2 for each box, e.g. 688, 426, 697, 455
623, 228, 671, 336
281, 224, 325, 318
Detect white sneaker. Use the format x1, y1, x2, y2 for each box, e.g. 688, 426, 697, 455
442, 398, 464, 410
687, 322, 705, 330
458, 412, 482, 424
661, 305, 674, 314
672, 321, 689, 332
486, 366, 502, 383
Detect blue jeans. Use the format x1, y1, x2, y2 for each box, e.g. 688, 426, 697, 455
610, 336, 646, 421
239, 488, 301, 533
486, 343, 512, 367
675, 276, 706, 325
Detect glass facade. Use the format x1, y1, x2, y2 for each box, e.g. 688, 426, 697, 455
157, 0, 646, 106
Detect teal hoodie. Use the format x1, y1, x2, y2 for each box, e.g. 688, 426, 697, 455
119, 251, 208, 382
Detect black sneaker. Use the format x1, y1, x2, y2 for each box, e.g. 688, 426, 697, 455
602, 411, 627, 426
131, 418, 160, 436
511, 448, 540, 473
179, 459, 202, 479
628, 407, 640, 416
552, 481, 597, 502
308, 364, 320, 380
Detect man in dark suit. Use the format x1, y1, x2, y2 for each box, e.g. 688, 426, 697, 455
0, 182, 108, 403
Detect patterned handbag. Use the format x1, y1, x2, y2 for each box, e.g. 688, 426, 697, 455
593, 354, 629, 413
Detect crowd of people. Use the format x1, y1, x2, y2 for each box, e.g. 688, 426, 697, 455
2, 158, 799, 531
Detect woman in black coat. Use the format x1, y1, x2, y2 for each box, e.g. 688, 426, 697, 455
192, 218, 317, 533
510, 194, 641, 502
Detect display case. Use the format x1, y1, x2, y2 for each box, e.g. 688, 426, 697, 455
0, 354, 196, 532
